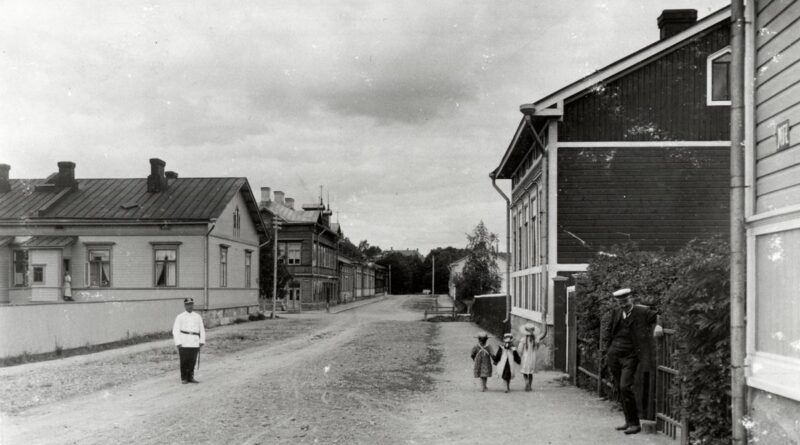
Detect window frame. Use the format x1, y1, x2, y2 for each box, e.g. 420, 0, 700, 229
12, 249, 29, 287
219, 245, 228, 288
32, 264, 45, 284
152, 243, 180, 288
706, 46, 732, 106
244, 250, 252, 288
86, 245, 113, 288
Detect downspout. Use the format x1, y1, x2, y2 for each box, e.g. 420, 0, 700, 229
490, 172, 511, 323
204, 222, 216, 310
730, 0, 747, 443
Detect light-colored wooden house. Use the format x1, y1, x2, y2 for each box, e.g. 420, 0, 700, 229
744, 0, 800, 440
0, 159, 265, 358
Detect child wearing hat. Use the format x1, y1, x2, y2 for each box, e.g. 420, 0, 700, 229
470, 332, 494, 391
519, 323, 546, 391
493, 333, 521, 393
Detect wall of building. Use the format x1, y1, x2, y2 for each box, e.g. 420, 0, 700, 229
29, 249, 61, 302
559, 23, 730, 142
749, 388, 800, 444
557, 145, 730, 263
754, 0, 800, 212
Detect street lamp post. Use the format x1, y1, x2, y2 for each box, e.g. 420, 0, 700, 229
271, 220, 282, 319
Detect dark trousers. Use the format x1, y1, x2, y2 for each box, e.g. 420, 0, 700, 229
178, 347, 199, 381
607, 349, 640, 427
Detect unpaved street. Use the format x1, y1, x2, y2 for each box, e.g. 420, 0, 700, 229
1, 296, 440, 445
1, 295, 674, 445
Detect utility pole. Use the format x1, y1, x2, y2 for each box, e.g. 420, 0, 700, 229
431, 254, 435, 296
271, 220, 281, 319
388, 264, 392, 295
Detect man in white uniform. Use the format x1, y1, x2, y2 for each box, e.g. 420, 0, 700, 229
172, 298, 206, 384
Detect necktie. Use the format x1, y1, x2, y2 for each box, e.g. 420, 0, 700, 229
623, 309, 631, 319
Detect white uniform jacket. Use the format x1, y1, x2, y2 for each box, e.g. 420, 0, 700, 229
172, 311, 206, 348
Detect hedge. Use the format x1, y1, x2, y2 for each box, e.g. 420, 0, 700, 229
574, 237, 730, 444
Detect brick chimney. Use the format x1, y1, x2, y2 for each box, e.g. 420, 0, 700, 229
0, 164, 9, 193
274, 190, 285, 205
56, 161, 78, 190
260, 187, 271, 204
658, 9, 697, 40
285, 197, 295, 209
147, 158, 168, 193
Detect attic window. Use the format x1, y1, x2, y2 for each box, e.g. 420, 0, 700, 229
120, 202, 139, 210
707, 47, 731, 106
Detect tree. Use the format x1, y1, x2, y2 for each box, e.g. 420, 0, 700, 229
357, 240, 382, 261
419, 246, 468, 295
378, 251, 424, 294
259, 233, 293, 309
454, 221, 501, 309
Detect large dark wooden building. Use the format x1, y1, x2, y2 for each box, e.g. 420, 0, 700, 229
259, 188, 339, 310
492, 8, 731, 370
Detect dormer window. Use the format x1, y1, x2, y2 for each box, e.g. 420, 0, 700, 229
707, 47, 731, 106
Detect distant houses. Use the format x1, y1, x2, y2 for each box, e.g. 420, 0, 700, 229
0, 158, 266, 358
258, 187, 386, 311
491, 8, 731, 370
447, 252, 509, 299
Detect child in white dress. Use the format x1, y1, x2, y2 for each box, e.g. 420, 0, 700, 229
519, 323, 546, 392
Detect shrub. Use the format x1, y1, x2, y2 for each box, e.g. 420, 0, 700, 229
661, 237, 730, 444
575, 237, 731, 444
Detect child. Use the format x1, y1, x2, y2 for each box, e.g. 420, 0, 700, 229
470, 332, 494, 391
493, 333, 521, 393
519, 323, 546, 391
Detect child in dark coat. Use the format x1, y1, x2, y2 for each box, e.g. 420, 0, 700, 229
470, 332, 494, 391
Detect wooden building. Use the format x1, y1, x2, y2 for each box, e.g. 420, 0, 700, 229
0, 159, 265, 358
492, 8, 731, 370
259, 188, 339, 310
744, 0, 800, 440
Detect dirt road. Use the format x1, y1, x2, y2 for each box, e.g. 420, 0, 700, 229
1, 295, 437, 445
1, 295, 674, 444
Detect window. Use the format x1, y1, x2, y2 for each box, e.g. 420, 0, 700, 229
220, 246, 228, 287
33, 265, 45, 284
13, 250, 28, 287
154, 247, 178, 287
88, 248, 111, 287
707, 47, 731, 105
287, 243, 301, 265
233, 206, 241, 238
245, 251, 252, 288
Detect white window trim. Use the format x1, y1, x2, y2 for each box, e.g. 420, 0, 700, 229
707, 46, 732, 106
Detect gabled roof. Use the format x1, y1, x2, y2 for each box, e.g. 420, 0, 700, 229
493, 6, 731, 179
0, 177, 265, 235
261, 200, 320, 224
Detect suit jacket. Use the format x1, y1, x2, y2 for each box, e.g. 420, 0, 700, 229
605, 304, 658, 367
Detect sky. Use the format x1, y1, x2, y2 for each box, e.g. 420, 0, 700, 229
1, 0, 728, 255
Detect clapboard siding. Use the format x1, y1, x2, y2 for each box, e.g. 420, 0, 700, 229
757, 143, 800, 176
755, 0, 800, 214
756, 1, 800, 52
559, 24, 730, 142
557, 146, 729, 264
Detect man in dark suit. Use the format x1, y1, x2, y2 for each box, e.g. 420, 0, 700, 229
604, 288, 663, 435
